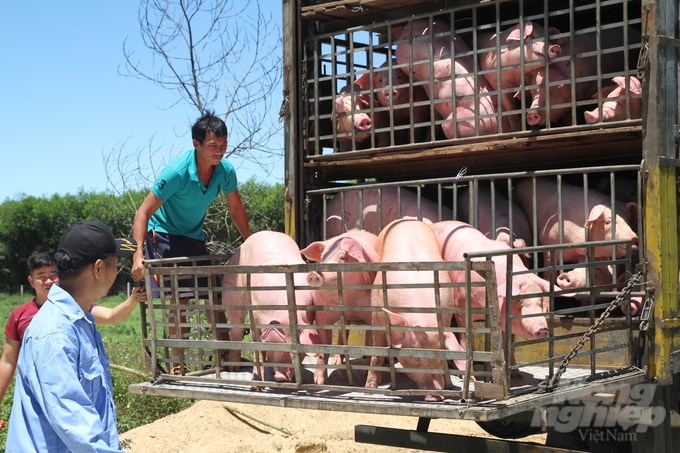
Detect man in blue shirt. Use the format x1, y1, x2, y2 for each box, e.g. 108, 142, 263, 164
130, 110, 251, 372
6, 219, 137, 452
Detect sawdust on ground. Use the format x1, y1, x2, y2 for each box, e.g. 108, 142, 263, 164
119, 399, 547, 453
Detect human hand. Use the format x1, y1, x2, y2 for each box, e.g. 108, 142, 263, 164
132, 285, 147, 303
131, 255, 145, 281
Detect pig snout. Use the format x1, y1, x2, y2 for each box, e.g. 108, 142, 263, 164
556, 272, 574, 289
527, 111, 543, 126
307, 271, 324, 287
354, 114, 372, 131
547, 44, 562, 58
532, 325, 550, 339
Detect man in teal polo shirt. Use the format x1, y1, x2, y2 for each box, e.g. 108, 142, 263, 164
131, 110, 251, 372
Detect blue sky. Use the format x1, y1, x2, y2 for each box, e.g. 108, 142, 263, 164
0, 1, 284, 203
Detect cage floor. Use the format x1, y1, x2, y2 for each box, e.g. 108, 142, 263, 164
130, 358, 646, 421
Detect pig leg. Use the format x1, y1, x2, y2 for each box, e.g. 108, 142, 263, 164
224, 305, 246, 372
314, 327, 333, 385
365, 329, 387, 389
500, 93, 521, 132
509, 351, 523, 379
251, 350, 267, 384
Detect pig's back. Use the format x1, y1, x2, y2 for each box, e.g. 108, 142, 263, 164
378, 219, 443, 263
240, 231, 305, 267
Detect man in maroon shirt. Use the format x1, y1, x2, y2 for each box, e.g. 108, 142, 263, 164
0, 248, 146, 411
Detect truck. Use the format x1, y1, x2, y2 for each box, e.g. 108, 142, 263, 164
129, 0, 680, 451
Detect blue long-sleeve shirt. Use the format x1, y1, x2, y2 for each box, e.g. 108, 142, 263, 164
6, 285, 123, 452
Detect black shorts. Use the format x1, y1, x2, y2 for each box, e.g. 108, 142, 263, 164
144, 230, 218, 299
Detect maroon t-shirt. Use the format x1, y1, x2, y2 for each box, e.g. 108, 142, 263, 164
4, 299, 41, 342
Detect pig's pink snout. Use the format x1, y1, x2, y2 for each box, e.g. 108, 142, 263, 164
556, 273, 573, 288
354, 115, 372, 131
532, 325, 550, 339
527, 111, 543, 126
547, 44, 561, 58
307, 271, 324, 287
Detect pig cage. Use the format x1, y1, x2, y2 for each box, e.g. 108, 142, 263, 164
132, 168, 646, 420
131, 0, 680, 450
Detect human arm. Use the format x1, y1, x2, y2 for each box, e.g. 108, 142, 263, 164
0, 337, 20, 407
91, 286, 146, 325
132, 192, 164, 281
226, 189, 252, 240
28, 333, 124, 452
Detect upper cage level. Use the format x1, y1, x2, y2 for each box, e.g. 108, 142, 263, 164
301, 0, 643, 160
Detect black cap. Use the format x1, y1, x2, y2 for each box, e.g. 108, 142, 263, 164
56, 220, 137, 270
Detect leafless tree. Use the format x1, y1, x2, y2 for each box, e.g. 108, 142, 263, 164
103, 0, 283, 244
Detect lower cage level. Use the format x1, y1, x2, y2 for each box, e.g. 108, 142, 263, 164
128, 361, 647, 421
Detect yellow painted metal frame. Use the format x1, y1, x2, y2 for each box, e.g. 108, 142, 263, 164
641, 1, 680, 385
645, 166, 679, 383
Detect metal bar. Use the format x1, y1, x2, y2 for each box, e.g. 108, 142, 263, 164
285, 272, 304, 384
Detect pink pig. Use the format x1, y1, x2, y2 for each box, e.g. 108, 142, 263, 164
478, 21, 563, 129
556, 258, 615, 296
393, 19, 513, 138
557, 258, 642, 316
222, 231, 322, 382
300, 230, 380, 385
514, 178, 638, 265
356, 59, 431, 144
325, 187, 453, 238
365, 219, 465, 402
431, 221, 559, 377
334, 83, 374, 152
525, 28, 640, 126
457, 186, 533, 251
525, 64, 571, 126
584, 76, 643, 124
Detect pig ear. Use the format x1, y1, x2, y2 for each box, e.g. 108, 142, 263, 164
507, 23, 522, 42
523, 21, 534, 40
444, 332, 463, 352
585, 205, 607, 228
612, 76, 627, 89
300, 242, 325, 262
335, 96, 347, 113
629, 77, 642, 94
342, 238, 365, 264
356, 73, 370, 89
626, 202, 639, 225
382, 308, 408, 347
613, 77, 643, 95
513, 91, 523, 99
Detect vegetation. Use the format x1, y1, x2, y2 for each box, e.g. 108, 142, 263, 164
0, 178, 284, 294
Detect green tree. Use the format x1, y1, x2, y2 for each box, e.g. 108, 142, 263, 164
204, 177, 284, 253
0, 193, 85, 291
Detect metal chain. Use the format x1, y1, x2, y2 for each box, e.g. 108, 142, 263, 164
537, 271, 643, 393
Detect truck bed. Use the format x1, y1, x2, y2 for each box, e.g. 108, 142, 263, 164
129, 359, 647, 421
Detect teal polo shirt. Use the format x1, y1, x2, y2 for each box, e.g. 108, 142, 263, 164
149, 149, 238, 240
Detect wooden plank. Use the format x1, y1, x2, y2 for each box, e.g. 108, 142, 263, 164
303, 127, 642, 181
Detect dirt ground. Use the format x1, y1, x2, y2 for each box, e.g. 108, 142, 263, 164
119, 399, 548, 453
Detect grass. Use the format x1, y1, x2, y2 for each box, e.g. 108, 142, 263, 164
0, 291, 193, 451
